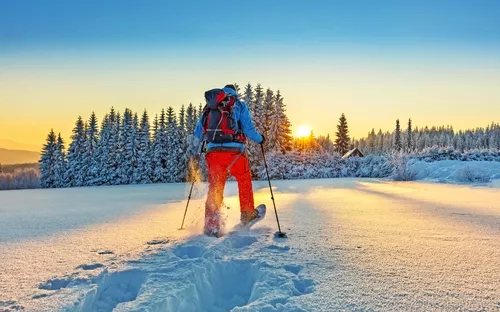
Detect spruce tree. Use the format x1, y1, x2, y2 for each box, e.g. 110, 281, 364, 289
368, 128, 376, 153
152, 109, 168, 183
83, 112, 99, 185
269, 90, 292, 153
166, 106, 182, 182
243, 83, 254, 115
107, 110, 122, 185
178, 106, 189, 182
334, 113, 350, 155
65, 116, 86, 187
394, 119, 402, 152
407, 118, 413, 153
93, 114, 111, 185
233, 82, 241, 95
186, 103, 196, 135
198, 104, 204, 121
263, 88, 275, 150
119, 109, 136, 184
39, 129, 57, 188
253, 84, 265, 133
179, 104, 186, 132
135, 110, 152, 184
377, 129, 384, 154
53, 133, 67, 188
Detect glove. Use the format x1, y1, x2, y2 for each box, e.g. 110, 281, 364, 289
260, 134, 265, 145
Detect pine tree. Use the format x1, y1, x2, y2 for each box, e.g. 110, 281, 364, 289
177, 107, 189, 182
253, 84, 265, 133
334, 113, 350, 155
368, 129, 376, 154
152, 109, 168, 183
407, 118, 413, 153
92, 114, 111, 185
119, 109, 137, 184
152, 114, 159, 138
39, 129, 57, 188
233, 82, 241, 95
134, 110, 153, 184
198, 104, 204, 121
83, 112, 99, 185
186, 103, 196, 135
179, 104, 186, 132
262, 88, 275, 150
243, 83, 254, 115
269, 90, 292, 153
108, 110, 122, 185
377, 129, 384, 154
65, 116, 86, 187
166, 106, 182, 182
53, 133, 67, 188
394, 119, 402, 152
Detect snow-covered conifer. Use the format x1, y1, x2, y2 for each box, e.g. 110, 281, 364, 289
394, 119, 402, 152
39, 129, 57, 188
134, 110, 153, 184
65, 116, 86, 187
335, 113, 350, 155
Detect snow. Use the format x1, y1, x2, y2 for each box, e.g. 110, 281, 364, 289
0, 178, 499, 311
409, 159, 500, 184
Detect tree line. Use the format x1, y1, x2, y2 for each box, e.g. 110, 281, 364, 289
39, 83, 294, 188
294, 115, 500, 156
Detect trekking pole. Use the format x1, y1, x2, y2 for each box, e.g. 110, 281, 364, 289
180, 140, 206, 230
260, 144, 286, 238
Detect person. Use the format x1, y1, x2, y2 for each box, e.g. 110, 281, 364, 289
194, 84, 264, 236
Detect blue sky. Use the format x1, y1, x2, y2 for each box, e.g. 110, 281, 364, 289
2, 0, 499, 50
1, 0, 500, 148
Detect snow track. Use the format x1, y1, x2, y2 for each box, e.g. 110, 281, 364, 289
71, 229, 314, 312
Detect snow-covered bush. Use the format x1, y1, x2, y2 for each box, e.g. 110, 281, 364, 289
0, 168, 40, 191
257, 152, 392, 180
390, 152, 417, 181
413, 147, 500, 162
456, 166, 491, 183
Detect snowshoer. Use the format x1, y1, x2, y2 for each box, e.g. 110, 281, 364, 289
194, 84, 265, 236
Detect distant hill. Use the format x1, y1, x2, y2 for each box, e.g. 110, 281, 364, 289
0, 148, 40, 165
0, 139, 40, 152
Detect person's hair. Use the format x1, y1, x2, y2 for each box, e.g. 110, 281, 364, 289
224, 84, 236, 91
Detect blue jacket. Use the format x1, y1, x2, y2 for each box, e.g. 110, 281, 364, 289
194, 87, 263, 152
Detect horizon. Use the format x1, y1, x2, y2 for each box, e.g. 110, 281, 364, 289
1, 0, 500, 150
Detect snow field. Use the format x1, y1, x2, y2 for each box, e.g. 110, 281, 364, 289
1, 179, 499, 311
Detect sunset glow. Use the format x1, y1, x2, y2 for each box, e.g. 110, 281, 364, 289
296, 125, 312, 138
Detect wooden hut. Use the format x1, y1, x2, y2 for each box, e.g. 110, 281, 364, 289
342, 148, 364, 159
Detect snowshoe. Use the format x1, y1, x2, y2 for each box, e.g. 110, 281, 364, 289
238, 204, 266, 229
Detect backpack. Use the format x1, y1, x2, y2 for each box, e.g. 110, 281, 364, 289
201, 88, 246, 144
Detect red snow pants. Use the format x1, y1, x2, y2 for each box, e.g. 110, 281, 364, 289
205, 151, 255, 220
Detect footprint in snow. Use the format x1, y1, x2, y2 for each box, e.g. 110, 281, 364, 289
38, 276, 88, 291
76, 263, 105, 270
226, 235, 258, 249
173, 244, 205, 259
78, 269, 147, 312
97, 250, 114, 255
147, 239, 170, 245
283, 264, 302, 275
265, 244, 290, 252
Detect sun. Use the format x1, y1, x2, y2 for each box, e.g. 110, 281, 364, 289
296, 125, 312, 138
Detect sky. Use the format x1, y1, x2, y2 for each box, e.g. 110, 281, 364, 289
1, 0, 500, 150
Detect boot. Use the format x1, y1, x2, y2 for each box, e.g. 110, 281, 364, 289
240, 208, 260, 226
